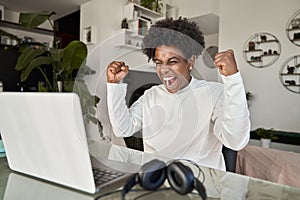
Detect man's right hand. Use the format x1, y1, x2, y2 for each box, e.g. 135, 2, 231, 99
106, 61, 129, 83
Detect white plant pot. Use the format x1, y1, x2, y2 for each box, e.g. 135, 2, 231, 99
261, 138, 271, 148
57, 81, 63, 92
0, 139, 4, 150
0, 139, 5, 156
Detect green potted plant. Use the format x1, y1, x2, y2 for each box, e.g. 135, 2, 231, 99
246, 91, 253, 101
140, 0, 163, 13
256, 128, 278, 148
0, 11, 100, 126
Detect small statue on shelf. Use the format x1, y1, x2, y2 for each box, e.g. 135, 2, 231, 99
287, 65, 295, 74
260, 34, 267, 42
293, 32, 300, 40
291, 18, 300, 29
248, 41, 255, 51
121, 18, 129, 29
250, 55, 261, 61
268, 49, 272, 55
285, 80, 296, 85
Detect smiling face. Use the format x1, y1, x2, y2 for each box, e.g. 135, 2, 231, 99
154, 45, 193, 93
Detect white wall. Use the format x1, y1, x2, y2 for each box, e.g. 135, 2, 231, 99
80, 0, 128, 52
218, 0, 300, 133
170, 0, 219, 18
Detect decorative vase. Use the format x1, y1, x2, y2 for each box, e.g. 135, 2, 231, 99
0, 138, 5, 157
261, 138, 271, 148
57, 81, 63, 92
121, 22, 129, 29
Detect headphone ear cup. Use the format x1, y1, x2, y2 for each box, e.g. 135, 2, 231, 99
167, 161, 195, 195
138, 159, 166, 190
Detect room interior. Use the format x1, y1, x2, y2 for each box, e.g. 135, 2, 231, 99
0, 0, 300, 194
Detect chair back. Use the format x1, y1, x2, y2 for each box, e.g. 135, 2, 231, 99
222, 146, 237, 172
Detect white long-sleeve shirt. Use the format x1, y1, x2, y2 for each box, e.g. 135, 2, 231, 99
107, 72, 250, 171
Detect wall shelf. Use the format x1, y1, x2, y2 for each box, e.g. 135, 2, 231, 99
119, 3, 168, 51
243, 32, 281, 68
0, 20, 53, 36
286, 9, 300, 47
256, 39, 279, 44
287, 27, 300, 32
115, 29, 143, 50
244, 49, 263, 53
124, 3, 163, 21
280, 73, 300, 76
279, 55, 300, 93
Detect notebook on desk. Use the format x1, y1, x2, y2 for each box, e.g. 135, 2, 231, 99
0, 92, 136, 194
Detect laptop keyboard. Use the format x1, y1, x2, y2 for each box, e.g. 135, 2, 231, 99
93, 168, 125, 185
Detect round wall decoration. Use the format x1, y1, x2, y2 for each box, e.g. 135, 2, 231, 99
279, 55, 300, 93
243, 32, 281, 68
286, 9, 300, 47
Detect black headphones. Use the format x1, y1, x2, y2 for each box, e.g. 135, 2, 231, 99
121, 159, 207, 200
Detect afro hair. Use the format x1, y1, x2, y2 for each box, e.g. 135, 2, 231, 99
142, 17, 205, 61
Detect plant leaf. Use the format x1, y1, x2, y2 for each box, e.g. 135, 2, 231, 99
63, 80, 74, 92
76, 65, 96, 79
20, 56, 52, 82
19, 11, 56, 28
49, 48, 64, 73
72, 79, 100, 125
15, 48, 46, 71
85, 114, 99, 125
38, 83, 48, 92
63, 41, 87, 71
50, 48, 64, 62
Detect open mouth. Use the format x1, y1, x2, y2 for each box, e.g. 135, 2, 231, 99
163, 76, 176, 88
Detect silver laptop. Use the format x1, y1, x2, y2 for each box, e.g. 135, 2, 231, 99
0, 92, 135, 194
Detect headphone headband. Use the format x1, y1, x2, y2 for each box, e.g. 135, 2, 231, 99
121, 159, 207, 200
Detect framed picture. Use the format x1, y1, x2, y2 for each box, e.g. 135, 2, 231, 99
82, 26, 95, 45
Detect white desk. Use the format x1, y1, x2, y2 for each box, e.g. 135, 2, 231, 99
1, 154, 300, 200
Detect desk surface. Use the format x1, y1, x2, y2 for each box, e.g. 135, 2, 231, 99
237, 145, 300, 188
1, 156, 300, 200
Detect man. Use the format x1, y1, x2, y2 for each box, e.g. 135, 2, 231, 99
106, 17, 250, 171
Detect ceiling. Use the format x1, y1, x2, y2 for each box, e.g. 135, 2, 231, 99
0, 0, 90, 20
0, 0, 219, 34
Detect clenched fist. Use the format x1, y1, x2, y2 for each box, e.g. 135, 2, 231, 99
107, 61, 129, 83
214, 49, 238, 76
